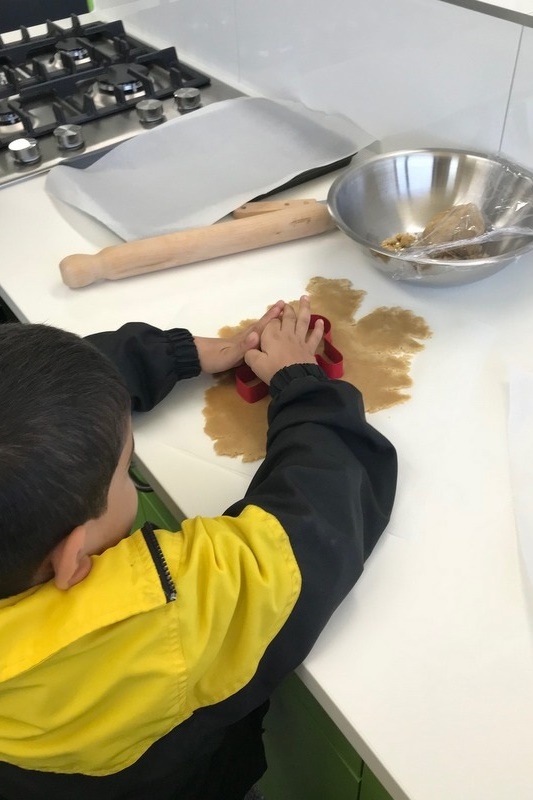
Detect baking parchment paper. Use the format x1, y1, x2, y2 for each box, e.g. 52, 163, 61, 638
45, 96, 374, 241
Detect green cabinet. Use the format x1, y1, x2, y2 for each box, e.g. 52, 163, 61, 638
130, 467, 183, 533
359, 766, 394, 800
259, 673, 393, 800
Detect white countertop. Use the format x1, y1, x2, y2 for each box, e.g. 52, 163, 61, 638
2, 166, 533, 800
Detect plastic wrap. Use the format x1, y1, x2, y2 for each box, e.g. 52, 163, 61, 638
382, 203, 486, 258
382, 201, 533, 258
376, 197, 533, 282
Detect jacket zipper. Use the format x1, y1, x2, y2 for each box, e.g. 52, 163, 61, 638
141, 522, 177, 602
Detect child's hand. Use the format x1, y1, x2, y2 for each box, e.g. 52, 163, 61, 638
244, 296, 324, 385
194, 300, 285, 374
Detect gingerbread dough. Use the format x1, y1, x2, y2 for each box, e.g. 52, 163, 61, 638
203, 277, 432, 461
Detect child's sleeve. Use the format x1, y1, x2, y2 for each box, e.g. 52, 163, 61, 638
222, 365, 398, 689
85, 322, 200, 411
164, 364, 397, 727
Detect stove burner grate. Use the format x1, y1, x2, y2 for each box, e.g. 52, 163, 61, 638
55, 38, 90, 63
0, 13, 248, 193
0, 16, 212, 159
0, 16, 209, 99
98, 63, 149, 95
0, 100, 21, 126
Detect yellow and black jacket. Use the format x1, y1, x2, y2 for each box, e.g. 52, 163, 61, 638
0, 323, 397, 800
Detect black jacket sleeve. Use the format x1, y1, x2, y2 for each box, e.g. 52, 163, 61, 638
85, 323, 200, 412
212, 363, 397, 721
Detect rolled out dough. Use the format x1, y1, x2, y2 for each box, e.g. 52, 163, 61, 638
203, 277, 432, 461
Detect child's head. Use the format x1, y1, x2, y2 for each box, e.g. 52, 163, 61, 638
0, 323, 136, 599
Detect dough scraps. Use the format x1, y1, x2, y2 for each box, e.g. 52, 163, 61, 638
381, 232, 418, 252
203, 276, 432, 461
381, 203, 487, 259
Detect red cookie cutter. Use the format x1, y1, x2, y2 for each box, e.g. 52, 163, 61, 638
234, 364, 270, 403
235, 314, 344, 403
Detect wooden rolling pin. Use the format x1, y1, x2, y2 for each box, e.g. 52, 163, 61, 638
59, 199, 335, 288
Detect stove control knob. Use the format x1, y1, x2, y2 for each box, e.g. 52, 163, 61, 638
174, 87, 202, 113
53, 124, 85, 150
8, 137, 41, 165
136, 99, 164, 124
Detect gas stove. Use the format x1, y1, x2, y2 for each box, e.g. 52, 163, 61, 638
0, 15, 242, 188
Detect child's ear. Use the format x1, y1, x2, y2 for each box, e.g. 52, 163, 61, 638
50, 526, 93, 590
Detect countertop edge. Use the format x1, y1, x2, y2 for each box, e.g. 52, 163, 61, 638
439, 0, 533, 27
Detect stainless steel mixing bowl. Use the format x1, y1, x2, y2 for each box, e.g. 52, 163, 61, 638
327, 148, 533, 286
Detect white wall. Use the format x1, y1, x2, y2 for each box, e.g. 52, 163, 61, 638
93, 0, 528, 165
500, 25, 533, 166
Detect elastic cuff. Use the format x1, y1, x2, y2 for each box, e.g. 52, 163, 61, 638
166, 329, 201, 380
269, 363, 329, 399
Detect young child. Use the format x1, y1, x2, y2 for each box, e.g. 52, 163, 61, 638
0, 297, 397, 800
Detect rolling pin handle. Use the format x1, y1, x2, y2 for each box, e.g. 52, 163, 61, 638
59, 253, 103, 289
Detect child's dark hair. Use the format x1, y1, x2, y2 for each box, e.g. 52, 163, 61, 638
0, 323, 131, 598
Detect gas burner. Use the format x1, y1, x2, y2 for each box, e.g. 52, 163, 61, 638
0, 17, 216, 187
98, 64, 149, 95
0, 100, 21, 126
55, 38, 91, 64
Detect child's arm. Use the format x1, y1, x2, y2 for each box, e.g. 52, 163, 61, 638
86, 324, 199, 411
163, 298, 397, 726
84, 302, 284, 411
222, 299, 397, 695
193, 300, 284, 373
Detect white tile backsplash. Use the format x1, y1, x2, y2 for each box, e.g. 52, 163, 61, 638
92, 0, 527, 161
234, 0, 521, 153
500, 26, 533, 169
93, 0, 240, 76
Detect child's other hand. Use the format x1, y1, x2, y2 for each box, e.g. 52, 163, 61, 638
244, 296, 324, 385
194, 300, 285, 374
